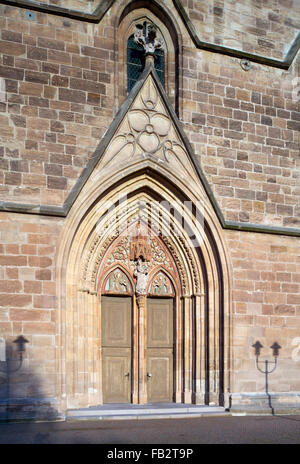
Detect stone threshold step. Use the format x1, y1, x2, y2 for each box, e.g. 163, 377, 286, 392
67, 406, 227, 419
67, 411, 229, 421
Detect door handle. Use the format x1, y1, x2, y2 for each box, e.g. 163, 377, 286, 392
125, 372, 130, 378
147, 372, 152, 379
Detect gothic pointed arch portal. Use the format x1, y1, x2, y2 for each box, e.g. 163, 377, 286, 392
56, 65, 231, 411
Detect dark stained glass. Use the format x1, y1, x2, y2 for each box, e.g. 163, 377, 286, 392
127, 35, 165, 92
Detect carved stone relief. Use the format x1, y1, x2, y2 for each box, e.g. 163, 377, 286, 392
134, 22, 164, 55
149, 271, 174, 296
91, 220, 180, 295
104, 268, 131, 294
101, 75, 198, 187
81, 209, 201, 296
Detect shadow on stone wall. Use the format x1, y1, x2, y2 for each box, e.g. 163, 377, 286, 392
0, 339, 60, 422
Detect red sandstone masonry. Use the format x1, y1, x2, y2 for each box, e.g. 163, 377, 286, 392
182, 45, 300, 227
0, 4, 298, 224
0, 0, 299, 405
0, 5, 114, 206
0, 214, 62, 339
227, 229, 300, 392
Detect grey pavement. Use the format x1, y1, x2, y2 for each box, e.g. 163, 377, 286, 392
0, 415, 300, 444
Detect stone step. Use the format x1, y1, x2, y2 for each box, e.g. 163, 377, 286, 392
67, 404, 229, 420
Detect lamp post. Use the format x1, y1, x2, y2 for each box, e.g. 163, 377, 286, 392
0, 335, 29, 420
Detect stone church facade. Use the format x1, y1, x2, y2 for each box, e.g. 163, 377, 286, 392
0, 0, 299, 419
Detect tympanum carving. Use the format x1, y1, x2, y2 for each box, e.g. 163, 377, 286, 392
104, 268, 131, 294
149, 271, 174, 296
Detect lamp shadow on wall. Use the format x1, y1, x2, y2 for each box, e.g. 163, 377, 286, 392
0, 338, 59, 425
252, 340, 282, 416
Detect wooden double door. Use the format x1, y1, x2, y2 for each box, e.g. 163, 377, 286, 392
102, 296, 174, 403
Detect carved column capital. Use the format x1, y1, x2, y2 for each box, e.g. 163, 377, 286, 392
136, 293, 146, 311
181, 294, 192, 299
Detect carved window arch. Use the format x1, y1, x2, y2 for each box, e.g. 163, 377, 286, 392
103, 268, 132, 295
148, 271, 174, 296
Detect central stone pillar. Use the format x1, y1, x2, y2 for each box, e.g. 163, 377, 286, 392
136, 293, 147, 404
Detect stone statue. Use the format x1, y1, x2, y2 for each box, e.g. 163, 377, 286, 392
134, 22, 163, 55
134, 257, 149, 295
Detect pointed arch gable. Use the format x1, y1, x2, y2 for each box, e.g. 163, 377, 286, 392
55, 52, 232, 411
57, 63, 225, 229
56, 164, 231, 409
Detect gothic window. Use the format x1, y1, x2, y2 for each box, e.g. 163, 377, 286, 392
104, 268, 132, 294
127, 29, 165, 92
118, 11, 177, 110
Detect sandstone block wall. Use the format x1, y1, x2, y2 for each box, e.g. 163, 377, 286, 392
0, 4, 115, 206
0, 0, 299, 414
182, 48, 300, 228
226, 230, 300, 393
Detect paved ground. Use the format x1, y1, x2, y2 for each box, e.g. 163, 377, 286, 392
0, 414, 300, 445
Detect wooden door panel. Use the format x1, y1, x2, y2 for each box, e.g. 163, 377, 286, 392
102, 347, 131, 403
147, 298, 173, 348
147, 348, 173, 402
101, 296, 132, 403
102, 296, 131, 348
147, 298, 174, 403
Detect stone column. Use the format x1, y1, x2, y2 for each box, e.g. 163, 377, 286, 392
65, 283, 77, 408
132, 294, 139, 404
88, 291, 100, 405
74, 288, 85, 406
95, 292, 103, 405
81, 289, 89, 406
194, 293, 206, 404
183, 294, 192, 403
209, 290, 219, 406
175, 294, 182, 403
133, 257, 149, 404
136, 293, 147, 404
